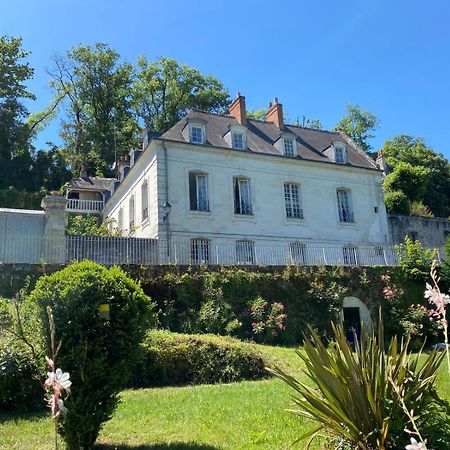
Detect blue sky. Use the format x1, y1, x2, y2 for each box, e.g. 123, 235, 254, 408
1, 0, 450, 158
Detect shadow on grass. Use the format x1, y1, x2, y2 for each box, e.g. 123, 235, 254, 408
0, 409, 47, 424
96, 444, 221, 450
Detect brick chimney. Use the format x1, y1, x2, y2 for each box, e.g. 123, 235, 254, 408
229, 92, 247, 126
265, 97, 284, 129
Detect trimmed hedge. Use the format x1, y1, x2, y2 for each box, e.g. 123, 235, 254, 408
132, 331, 268, 387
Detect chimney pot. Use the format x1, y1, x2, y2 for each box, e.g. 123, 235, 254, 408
229, 93, 247, 126
265, 97, 284, 129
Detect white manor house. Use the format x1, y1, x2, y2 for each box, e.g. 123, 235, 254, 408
94, 94, 391, 266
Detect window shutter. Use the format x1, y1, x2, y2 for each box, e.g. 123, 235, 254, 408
189, 173, 197, 210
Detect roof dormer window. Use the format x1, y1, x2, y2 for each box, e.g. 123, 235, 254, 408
334, 144, 347, 164
232, 131, 245, 150
283, 138, 295, 157
191, 125, 204, 144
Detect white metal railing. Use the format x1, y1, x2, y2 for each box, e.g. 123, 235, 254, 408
66, 199, 104, 213
170, 241, 400, 267
0, 234, 413, 267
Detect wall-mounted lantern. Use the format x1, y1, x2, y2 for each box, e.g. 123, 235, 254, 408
163, 202, 172, 222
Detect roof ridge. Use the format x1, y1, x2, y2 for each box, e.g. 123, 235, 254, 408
190, 109, 340, 134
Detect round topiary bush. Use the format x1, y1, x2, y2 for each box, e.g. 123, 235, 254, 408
26, 261, 155, 450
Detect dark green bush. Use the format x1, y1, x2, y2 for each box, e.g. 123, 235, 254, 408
384, 189, 410, 214
132, 330, 267, 387
25, 261, 155, 450
0, 335, 43, 411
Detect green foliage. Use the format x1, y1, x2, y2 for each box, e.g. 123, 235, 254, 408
271, 320, 447, 449
410, 201, 434, 218
133, 56, 230, 132
246, 109, 266, 120
25, 261, 155, 450
334, 104, 379, 153
383, 161, 429, 202
0, 36, 35, 190
396, 236, 437, 281
381, 135, 450, 217
144, 266, 348, 345
384, 190, 411, 214
66, 214, 118, 236
133, 330, 267, 387
0, 328, 42, 412
0, 187, 43, 209
49, 43, 138, 176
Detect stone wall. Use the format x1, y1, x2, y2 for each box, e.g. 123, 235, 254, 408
388, 214, 450, 252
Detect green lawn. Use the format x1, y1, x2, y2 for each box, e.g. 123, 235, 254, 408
1, 345, 449, 450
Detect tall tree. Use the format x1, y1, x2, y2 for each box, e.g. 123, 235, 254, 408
48, 43, 138, 176
334, 104, 379, 154
132, 56, 230, 132
381, 135, 450, 217
0, 36, 35, 189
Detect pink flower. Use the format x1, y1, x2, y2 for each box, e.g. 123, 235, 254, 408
405, 437, 427, 450
45, 368, 72, 393
425, 283, 450, 316
381, 274, 391, 282
383, 286, 398, 299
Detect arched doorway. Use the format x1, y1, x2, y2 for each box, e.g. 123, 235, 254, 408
342, 296, 373, 335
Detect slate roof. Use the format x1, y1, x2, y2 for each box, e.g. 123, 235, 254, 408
67, 177, 116, 192
161, 109, 378, 171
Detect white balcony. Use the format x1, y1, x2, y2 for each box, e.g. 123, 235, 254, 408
66, 198, 104, 214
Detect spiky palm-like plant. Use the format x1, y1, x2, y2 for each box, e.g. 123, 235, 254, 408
270, 319, 444, 449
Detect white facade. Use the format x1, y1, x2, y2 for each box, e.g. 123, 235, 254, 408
102, 137, 389, 264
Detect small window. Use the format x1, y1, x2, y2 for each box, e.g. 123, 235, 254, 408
191, 239, 210, 264
343, 245, 358, 266
189, 172, 209, 211
335, 146, 347, 164
283, 138, 295, 157
289, 242, 306, 264
191, 125, 204, 144
129, 195, 135, 229
236, 240, 255, 264
337, 189, 354, 223
284, 183, 303, 219
141, 180, 148, 222
234, 177, 252, 215
232, 132, 245, 150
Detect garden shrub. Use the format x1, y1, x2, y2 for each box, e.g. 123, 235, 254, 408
396, 236, 438, 281
25, 261, 155, 450
0, 335, 43, 411
132, 330, 267, 387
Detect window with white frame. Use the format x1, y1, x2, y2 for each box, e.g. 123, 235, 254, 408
236, 240, 255, 264
190, 125, 204, 144
189, 172, 209, 211
289, 242, 306, 265
141, 180, 148, 221
232, 131, 245, 150
336, 189, 354, 223
191, 239, 210, 264
343, 245, 358, 266
335, 145, 347, 164
284, 183, 303, 219
283, 138, 295, 157
233, 177, 252, 215
129, 195, 135, 229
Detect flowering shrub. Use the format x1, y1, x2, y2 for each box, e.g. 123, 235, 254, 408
249, 296, 286, 343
